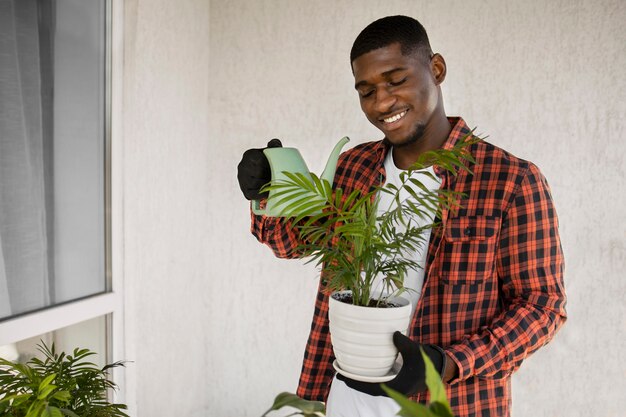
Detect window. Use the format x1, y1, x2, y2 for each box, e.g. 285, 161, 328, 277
1, 316, 108, 370
0, 0, 117, 369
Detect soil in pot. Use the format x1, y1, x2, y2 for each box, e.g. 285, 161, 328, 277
332, 291, 403, 308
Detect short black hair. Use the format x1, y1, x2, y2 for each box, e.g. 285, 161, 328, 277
350, 15, 433, 64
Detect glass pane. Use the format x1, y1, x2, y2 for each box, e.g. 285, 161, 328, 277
0, 315, 108, 371
0, 0, 107, 320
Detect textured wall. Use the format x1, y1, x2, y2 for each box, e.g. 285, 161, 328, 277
122, 0, 626, 416
122, 0, 212, 415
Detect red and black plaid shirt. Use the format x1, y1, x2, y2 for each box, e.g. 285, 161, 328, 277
251, 117, 566, 417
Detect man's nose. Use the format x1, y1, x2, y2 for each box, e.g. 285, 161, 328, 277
374, 88, 396, 113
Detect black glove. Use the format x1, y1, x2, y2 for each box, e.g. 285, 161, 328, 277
336, 331, 446, 397
237, 139, 282, 200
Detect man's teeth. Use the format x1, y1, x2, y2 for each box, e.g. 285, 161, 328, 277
383, 111, 407, 123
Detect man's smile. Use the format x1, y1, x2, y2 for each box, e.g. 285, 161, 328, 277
380, 110, 408, 127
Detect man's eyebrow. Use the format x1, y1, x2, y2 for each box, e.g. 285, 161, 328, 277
354, 67, 408, 89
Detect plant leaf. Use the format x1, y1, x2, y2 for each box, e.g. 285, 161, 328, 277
51, 390, 71, 403
380, 385, 436, 417
13, 393, 34, 406
261, 392, 325, 417
26, 401, 46, 417
421, 349, 453, 416
42, 406, 64, 417
59, 408, 81, 417
429, 402, 454, 417
0, 393, 31, 405
37, 385, 56, 400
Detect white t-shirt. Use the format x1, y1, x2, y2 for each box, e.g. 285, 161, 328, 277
325, 149, 442, 417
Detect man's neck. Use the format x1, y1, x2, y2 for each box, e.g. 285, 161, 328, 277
392, 114, 452, 170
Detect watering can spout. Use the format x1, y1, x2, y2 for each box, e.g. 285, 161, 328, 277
321, 136, 350, 184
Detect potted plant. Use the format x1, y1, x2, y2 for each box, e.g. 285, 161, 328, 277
264, 133, 477, 379
0, 341, 128, 417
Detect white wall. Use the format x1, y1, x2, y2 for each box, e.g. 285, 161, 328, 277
122, 1, 212, 415
122, 0, 626, 416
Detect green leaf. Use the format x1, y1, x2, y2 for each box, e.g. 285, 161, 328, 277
13, 393, 34, 406
50, 390, 71, 403
0, 393, 30, 405
321, 178, 333, 202
37, 385, 57, 400
59, 408, 81, 417
406, 177, 430, 194
341, 188, 365, 211
101, 360, 126, 372
429, 402, 455, 417
421, 349, 453, 416
42, 406, 64, 417
380, 385, 436, 417
26, 401, 46, 417
261, 392, 325, 417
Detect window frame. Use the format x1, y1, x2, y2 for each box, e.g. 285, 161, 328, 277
0, 1, 125, 403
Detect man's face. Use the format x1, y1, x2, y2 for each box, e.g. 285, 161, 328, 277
352, 43, 440, 147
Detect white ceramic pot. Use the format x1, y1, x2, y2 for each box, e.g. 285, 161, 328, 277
328, 290, 412, 378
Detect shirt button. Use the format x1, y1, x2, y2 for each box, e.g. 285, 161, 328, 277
464, 227, 472, 236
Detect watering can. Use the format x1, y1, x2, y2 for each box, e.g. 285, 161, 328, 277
252, 136, 350, 217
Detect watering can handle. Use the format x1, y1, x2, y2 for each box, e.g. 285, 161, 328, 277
252, 199, 265, 215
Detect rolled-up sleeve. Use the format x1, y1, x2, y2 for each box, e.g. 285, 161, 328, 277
250, 203, 304, 259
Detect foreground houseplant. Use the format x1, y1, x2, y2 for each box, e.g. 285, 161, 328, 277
264, 134, 477, 378
0, 342, 128, 417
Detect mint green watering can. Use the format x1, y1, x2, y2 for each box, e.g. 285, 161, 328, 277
252, 136, 350, 217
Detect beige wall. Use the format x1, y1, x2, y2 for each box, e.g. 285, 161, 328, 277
122, 0, 625, 415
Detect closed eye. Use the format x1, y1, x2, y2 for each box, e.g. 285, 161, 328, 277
359, 89, 374, 98
389, 77, 407, 87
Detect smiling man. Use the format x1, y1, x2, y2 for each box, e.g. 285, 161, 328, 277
237, 15, 566, 417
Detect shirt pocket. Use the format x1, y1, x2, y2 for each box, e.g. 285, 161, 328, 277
437, 215, 500, 284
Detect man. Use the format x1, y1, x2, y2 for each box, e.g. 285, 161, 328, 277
237, 15, 566, 417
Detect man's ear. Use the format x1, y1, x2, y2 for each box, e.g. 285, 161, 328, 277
430, 53, 447, 85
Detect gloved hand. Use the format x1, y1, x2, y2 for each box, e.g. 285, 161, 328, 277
336, 331, 446, 397
237, 138, 282, 200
